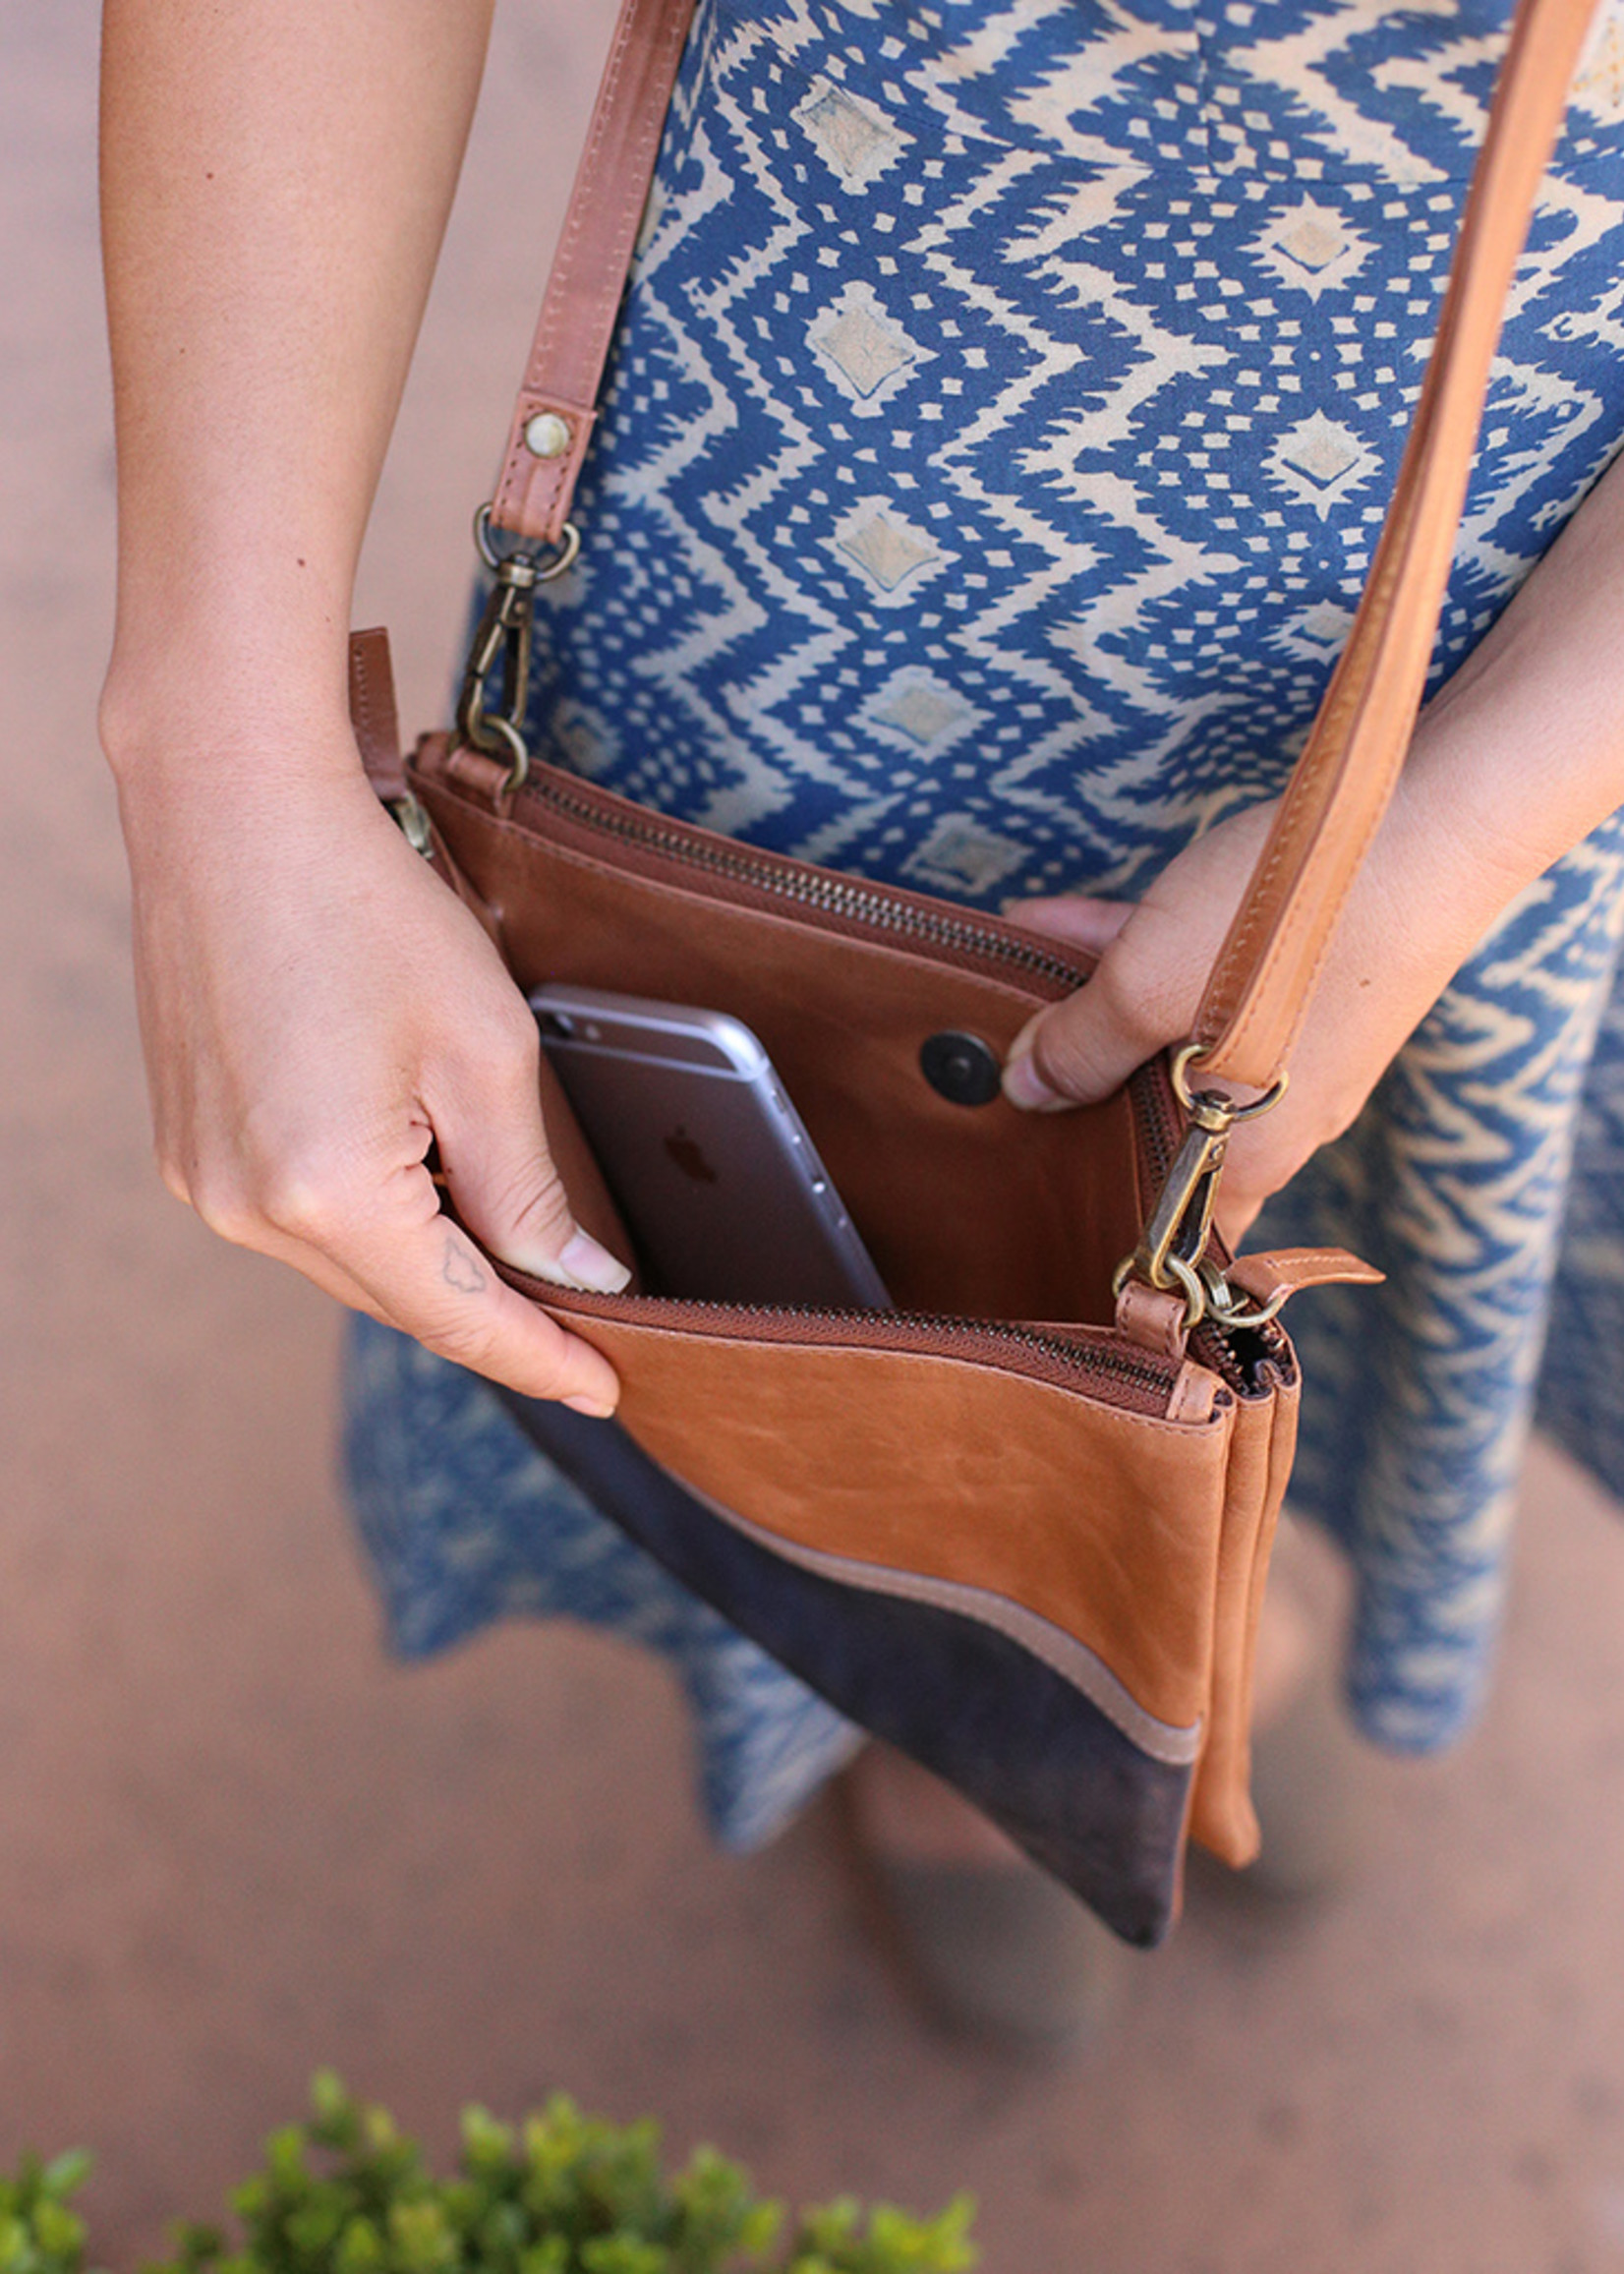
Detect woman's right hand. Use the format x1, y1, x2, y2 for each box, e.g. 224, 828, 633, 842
111, 723, 628, 1414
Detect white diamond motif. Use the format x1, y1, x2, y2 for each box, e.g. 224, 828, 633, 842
1297, 600, 1357, 650
866, 671, 975, 751
794, 80, 909, 190
811, 282, 927, 413
902, 817, 1027, 897
832, 502, 941, 599
1266, 412, 1378, 518
1253, 197, 1371, 302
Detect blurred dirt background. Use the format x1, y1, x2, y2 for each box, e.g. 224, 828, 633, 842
4, 4, 1624, 2269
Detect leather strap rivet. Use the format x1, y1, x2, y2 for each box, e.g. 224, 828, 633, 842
523, 411, 575, 460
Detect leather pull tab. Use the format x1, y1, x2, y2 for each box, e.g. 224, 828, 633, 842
345, 639, 508, 948
1227, 1247, 1384, 1310
348, 627, 408, 800
1115, 1278, 1191, 1362
443, 738, 519, 811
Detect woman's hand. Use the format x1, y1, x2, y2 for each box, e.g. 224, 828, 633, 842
97, 0, 619, 1397
999, 783, 1503, 1246
114, 729, 627, 1412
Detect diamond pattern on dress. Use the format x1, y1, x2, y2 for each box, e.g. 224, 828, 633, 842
809, 280, 929, 411
793, 78, 908, 189
831, 499, 943, 597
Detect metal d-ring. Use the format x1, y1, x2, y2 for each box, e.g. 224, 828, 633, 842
1169, 1040, 1289, 1124
1112, 1246, 1209, 1330
1196, 1254, 1291, 1332
473, 502, 581, 581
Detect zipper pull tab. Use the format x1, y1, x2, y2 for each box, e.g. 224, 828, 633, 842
1224, 1248, 1384, 1316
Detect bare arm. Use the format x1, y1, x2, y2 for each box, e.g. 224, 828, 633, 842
100, 0, 627, 1410
1004, 450, 1624, 1241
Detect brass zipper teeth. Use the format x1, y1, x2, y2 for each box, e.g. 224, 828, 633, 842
517, 772, 1087, 989
682, 1296, 1174, 1391
519, 1280, 1180, 1404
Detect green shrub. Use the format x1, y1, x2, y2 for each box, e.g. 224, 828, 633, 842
4, 2078, 975, 2274
0, 2151, 95, 2274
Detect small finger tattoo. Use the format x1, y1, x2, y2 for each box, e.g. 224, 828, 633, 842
441, 1235, 488, 1296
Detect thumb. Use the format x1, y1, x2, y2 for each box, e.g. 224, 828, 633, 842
1003, 934, 1169, 1115
1003, 892, 1134, 958
435, 1029, 631, 1294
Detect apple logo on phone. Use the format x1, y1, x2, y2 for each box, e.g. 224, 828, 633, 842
664, 1125, 719, 1184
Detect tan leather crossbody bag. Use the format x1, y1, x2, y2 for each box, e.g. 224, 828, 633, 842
351, 0, 1599, 1942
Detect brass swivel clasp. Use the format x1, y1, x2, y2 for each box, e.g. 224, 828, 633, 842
1114, 1042, 1288, 1332
453, 504, 581, 792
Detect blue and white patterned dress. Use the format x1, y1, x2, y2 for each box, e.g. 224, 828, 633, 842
346, 0, 1624, 1842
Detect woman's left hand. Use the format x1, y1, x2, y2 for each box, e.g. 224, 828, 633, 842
999, 784, 1508, 1246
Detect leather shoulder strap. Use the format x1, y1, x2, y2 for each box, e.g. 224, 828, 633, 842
1195, 0, 1599, 1088
486, 0, 698, 549
481, 0, 1597, 1089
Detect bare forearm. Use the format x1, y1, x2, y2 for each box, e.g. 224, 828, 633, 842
1404, 448, 1624, 916
100, 0, 494, 767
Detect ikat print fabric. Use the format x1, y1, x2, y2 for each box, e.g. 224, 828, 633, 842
343, 0, 1624, 1835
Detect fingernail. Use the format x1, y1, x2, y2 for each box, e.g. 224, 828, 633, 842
526, 1229, 632, 1294
1002, 1048, 1067, 1111
560, 1230, 633, 1292
563, 1391, 617, 1419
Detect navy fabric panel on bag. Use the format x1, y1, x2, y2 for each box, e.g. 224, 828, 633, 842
496, 1391, 1192, 1946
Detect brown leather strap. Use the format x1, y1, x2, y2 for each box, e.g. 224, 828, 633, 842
1194, 0, 1598, 1088
482, 0, 1596, 1086
348, 626, 409, 800
487, 0, 699, 548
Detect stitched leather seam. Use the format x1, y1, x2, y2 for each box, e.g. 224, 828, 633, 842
495, 0, 695, 540
494, 9, 643, 524
351, 653, 376, 756
1247, 1248, 1367, 1276
1166, 1364, 1218, 1426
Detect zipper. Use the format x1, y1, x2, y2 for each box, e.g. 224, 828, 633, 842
501, 1272, 1186, 1415
507, 759, 1089, 992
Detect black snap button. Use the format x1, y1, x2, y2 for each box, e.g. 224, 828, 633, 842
920, 1030, 1003, 1107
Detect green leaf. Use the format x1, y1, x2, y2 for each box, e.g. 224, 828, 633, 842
309, 2079, 361, 2157
515, 2245, 568, 2274
578, 2239, 667, 2274
386, 2198, 458, 2274
332, 2217, 383, 2274
285, 2198, 345, 2258
33, 2201, 87, 2263
162, 2216, 226, 2274
458, 2113, 514, 2178
264, 2132, 309, 2194
39, 2156, 91, 2205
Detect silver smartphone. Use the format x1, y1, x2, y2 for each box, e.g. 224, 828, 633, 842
531, 984, 890, 1310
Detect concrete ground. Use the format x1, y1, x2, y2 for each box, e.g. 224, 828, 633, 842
4, 5, 1624, 2269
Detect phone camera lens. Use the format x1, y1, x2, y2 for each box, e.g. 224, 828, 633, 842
540, 1012, 575, 1039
